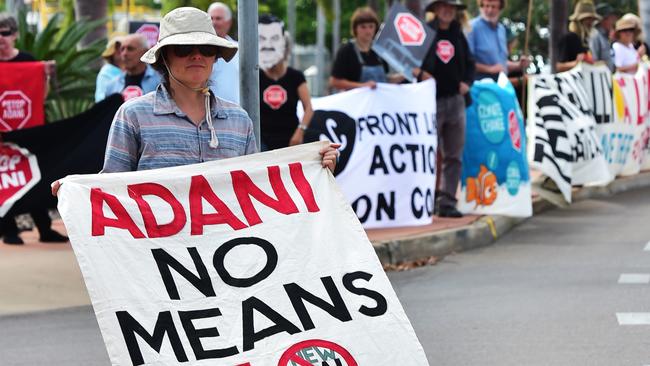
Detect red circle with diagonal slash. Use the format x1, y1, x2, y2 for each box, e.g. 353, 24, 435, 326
277, 339, 357, 366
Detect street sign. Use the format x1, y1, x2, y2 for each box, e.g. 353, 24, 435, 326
129, 22, 160, 48
372, 3, 435, 82
394, 12, 425, 46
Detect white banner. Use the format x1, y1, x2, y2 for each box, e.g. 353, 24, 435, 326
304, 81, 437, 229
528, 67, 612, 202
57, 142, 430, 366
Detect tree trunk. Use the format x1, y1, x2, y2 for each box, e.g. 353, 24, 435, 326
550, 0, 568, 73
74, 0, 108, 48
288, 0, 296, 66
367, 0, 380, 11
333, 0, 340, 56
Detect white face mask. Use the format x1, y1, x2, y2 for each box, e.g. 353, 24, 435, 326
258, 23, 286, 70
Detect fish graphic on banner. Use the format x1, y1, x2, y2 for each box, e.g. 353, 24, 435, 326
460, 77, 532, 217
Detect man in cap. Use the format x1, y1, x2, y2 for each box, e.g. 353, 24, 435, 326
467, 0, 528, 80
414, 0, 475, 218
103, 34, 161, 102
208, 2, 240, 104
590, 3, 620, 71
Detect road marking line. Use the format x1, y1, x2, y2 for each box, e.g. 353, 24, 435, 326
617, 313, 650, 325
618, 274, 650, 284
644, 241, 650, 251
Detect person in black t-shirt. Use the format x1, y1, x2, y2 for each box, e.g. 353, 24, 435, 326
258, 15, 313, 150
0, 13, 68, 245
556, 1, 600, 72
330, 7, 400, 91
414, 0, 475, 218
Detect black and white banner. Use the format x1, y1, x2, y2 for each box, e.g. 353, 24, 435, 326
304, 81, 437, 229
528, 69, 611, 202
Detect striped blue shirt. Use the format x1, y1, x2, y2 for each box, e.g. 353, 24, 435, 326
102, 83, 257, 172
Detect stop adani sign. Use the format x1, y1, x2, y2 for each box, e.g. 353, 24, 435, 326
0, 62, 46, 131
394, 12, 425, 46
0, 143, 41, 217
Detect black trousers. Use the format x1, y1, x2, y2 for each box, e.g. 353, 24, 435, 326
1, 209, 51, 236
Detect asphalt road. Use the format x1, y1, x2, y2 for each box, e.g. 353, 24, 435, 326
2, 187, 650, 365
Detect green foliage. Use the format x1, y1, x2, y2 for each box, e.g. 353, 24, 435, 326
160, 0, 219, 15
14, 9, 105, 122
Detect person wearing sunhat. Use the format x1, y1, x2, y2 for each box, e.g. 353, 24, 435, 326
413, 0, 475, 218
95, 36, 124, 102
97, 7, 339, 175
556, 0, 600, 72
589, 3, 619, 71
620, 13, 649, 60
612, 16, 642, 74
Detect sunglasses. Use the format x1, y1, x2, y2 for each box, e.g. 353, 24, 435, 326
0, 30, 14, 37
170, 45, 219, 58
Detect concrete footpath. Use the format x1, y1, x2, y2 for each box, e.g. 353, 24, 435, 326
1, 171, 649, 316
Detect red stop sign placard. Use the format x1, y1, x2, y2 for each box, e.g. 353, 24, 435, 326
0, 143, 41, 216
394, 13, 425, 46
0, 91, 32, 131
136, 24, 160, 48
263, 85, 288, 110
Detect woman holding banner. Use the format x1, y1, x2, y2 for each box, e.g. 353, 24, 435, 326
51, 7, 338, 199
329, 7, 403, 91
556, 1, 600, 72
612, 16, 642, 74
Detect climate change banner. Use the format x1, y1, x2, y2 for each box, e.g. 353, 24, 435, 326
459, 78, 531, 217
57, 142, 430, 366
528, 67, 612, 202
304, 81, 437, 229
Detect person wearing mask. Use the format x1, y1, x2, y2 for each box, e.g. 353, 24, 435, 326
612, 17, 641, 74
329, 7, 390, 91
208, 2, 240, 104
467, 0, 527, 81
103, 33, 161, 101
258, 14, 313, 151
95, 36, 124, 102
413, 0, 475, 218
0, 13, 68, 244
590, 3, 619, 72
556, 1, 600, 72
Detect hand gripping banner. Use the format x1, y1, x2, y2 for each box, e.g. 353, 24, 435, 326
57, 142, 430, 366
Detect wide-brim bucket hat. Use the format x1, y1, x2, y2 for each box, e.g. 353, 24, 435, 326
569, 1, 601, 22
425, 0, 467, 13
615, 17, 640, 34
141, 7, 238, 64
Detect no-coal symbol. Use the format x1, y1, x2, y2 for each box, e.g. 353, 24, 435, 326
278, 339, 357, 366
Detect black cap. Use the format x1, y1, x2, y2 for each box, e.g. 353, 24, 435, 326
425, 0, 467, 13
596, 3, 620, 18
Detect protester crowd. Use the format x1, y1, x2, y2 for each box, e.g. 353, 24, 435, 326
0, 0, 646, 244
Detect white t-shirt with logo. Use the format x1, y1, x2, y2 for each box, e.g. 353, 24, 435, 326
613, 42, 639, 72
